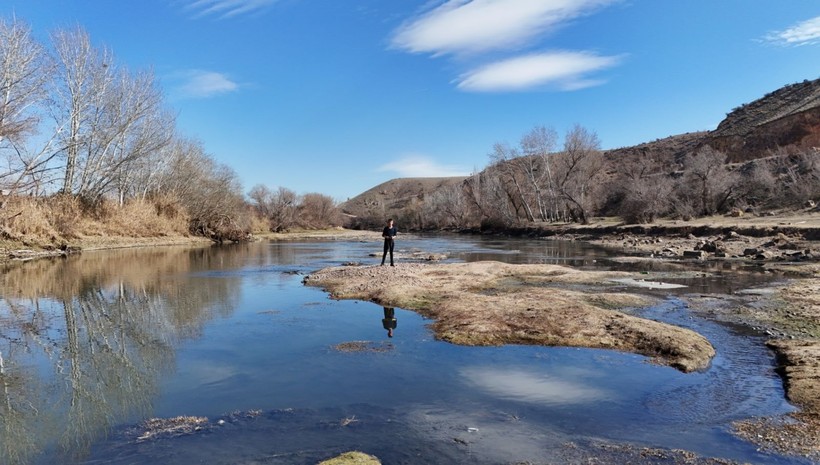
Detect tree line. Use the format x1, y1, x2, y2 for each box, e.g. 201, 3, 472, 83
404, 125, 819, 230
0, 17, 342, 241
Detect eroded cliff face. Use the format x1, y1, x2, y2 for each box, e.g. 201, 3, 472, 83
707, 107, 820, 162
706, 79, 820, 162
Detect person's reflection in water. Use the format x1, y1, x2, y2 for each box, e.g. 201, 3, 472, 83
382, 307, 397, 338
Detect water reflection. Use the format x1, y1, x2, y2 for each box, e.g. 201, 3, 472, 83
0, 247, 242, 464
461, 366, 609, 405
382, 307, 397, 338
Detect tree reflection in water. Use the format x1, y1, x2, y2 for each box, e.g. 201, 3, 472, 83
0, 246, 242, 464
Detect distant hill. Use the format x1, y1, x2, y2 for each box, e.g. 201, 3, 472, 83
340, 176, 467, 228
605, 77, 820, 164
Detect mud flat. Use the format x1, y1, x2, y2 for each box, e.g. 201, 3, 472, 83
304, 261, 715, 372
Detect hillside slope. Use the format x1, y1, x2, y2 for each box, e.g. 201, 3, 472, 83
706, 78, 820, 162
340, 176, 467, 227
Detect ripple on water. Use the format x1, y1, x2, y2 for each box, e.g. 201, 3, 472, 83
642, 298, 795, 425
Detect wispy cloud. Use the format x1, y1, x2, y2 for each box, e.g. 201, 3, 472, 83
184, 0, 279, 19
457, 51, 622, 92
170, 70, 239, 99
390, 0, 623, 93
391, 0, 616, 56
764, 15, 820, 46
377, 155, 468, 178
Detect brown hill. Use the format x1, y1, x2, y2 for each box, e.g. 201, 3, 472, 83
341, 176, 467, 228
706, 78, 820, 162
603, 77, 820, 164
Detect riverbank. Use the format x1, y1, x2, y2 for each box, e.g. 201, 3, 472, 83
0, 234, 212, 263
0, 228, 379, 264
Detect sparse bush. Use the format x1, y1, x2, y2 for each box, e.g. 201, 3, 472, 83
618, 174, 674, 223
676, 147, 739, 215
297, 193, 342, 229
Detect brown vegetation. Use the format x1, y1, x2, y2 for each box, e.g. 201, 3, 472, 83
0, 194, 191, 249
318, 451, 381, 465
304, 261, 716, 372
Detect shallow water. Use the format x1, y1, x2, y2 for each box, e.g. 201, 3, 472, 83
0, 235, 808, 464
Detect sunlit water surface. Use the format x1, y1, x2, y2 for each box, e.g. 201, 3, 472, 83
0, 235, 808, 464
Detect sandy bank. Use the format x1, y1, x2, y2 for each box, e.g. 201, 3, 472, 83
303, 261, 715, 372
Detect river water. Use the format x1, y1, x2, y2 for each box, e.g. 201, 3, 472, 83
0, 235, 809, 464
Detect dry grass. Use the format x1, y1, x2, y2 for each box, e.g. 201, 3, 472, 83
0, 194, 190, 248
1, 196, 59, 242
318, 451, 381, 465
136, 416, 209, 442
105, 198, 188, 237
305, 261, 716, 372
247, 212, 270, 234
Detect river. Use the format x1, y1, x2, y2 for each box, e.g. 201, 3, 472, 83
0, 235, 809, 464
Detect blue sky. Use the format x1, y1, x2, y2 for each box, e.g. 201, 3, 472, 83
3, 1, 819, 200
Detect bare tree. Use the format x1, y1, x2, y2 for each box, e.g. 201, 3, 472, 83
148, 136, 249, 241
424, 182, 469, 228
50, 26, 115, 195
465, 167, 519, 228
248, 184, 300, 232
79, 68, 172, 201
489, 142, 535, 222
678, 147, 738, 215
298, 193, 341, 229
520, 125, 559, 221
611, 151, 675, 223
0, 17, 55, 193
733, 160, 777, 211
776, 148, 820, 206
554, 124, 605, 224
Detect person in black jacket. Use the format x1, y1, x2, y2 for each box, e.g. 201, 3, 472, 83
381, 218, 397, 266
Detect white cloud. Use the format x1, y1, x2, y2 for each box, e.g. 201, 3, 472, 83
377, 155, 468, 178
765, 16, 820, 46
456, 51, 621, 92
391, 0, 616, 56
185, 0, 279, 19
172, 70, 239, 98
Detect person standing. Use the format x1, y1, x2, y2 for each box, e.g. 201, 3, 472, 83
381, 218, 397, 266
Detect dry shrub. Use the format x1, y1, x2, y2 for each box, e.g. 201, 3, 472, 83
247, 211, 270, 234
1, 196, 58, 241
107, 198, 188, 237
77, 194, 116, 221
46, 194, 83, 238
150, 193, 185, 220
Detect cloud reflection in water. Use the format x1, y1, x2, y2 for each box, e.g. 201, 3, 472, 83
461, 367, 609, 405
